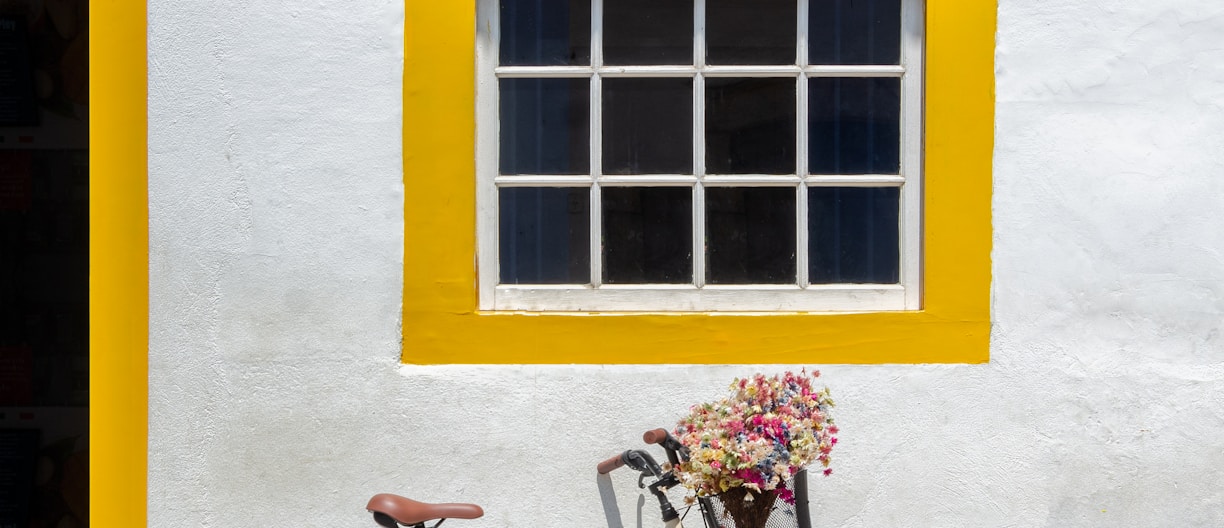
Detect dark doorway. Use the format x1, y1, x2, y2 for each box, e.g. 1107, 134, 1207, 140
0, 1, 89, 526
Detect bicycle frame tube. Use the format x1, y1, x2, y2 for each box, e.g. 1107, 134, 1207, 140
794, 470, 811, 528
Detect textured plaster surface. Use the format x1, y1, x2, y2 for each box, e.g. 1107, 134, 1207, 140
148, 0, 1224, 526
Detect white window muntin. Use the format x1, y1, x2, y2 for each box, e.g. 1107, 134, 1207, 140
476, 0, 924, 312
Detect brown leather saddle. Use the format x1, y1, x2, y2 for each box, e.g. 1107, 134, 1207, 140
366, 493, 484, 527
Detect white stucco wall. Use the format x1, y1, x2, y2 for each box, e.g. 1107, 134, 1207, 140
147, 1, 1224, 526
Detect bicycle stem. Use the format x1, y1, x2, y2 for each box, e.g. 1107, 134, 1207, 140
658, 435, 687, 466
617, 449, 681, 523
647, 473, 681, 522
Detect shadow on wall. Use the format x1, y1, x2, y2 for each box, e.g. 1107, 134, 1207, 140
597, 473, 628, 528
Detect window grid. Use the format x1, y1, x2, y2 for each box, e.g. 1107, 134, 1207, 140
796, 0, 811, 287
478, 0, 923, 312
899, 0, 925, 310
590, 0, 604, 287
692, 0, 707, 288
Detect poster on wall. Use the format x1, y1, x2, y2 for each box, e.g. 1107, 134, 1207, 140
0, 17, 38, 126
0, 0, 87, 149
0, 149, 31, 211
0, 428, 39, 528
0, 411, 87, 527
0, 346, 33, 404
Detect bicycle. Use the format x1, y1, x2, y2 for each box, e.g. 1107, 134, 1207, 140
364, 427, 811, 528
597, 427, 812, 528
362, 435, 696, 528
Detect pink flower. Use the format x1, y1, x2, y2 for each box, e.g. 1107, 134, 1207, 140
777, 486, 796, 504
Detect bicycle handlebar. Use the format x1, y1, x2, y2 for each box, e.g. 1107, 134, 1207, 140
643, 428, 688, 466
643, 428, 669, 444
596, 449, 680, 523
596, 453, 627, 475
598, 450, 664, 477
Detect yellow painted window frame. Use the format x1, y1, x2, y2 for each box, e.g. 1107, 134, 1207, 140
91, 1, 148, 526
405, 0, 994, 364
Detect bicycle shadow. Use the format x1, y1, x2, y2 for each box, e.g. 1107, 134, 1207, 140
596, 473, 647, 528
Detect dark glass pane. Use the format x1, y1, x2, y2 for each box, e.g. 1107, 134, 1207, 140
603, 78, 693, 175
809, 78, 899, 174
500, 79, 590, 175
707, 187, 796, 284
707, 0, 796, 64
604, 0, 693, 65
500, 0, 591, 66
500, 187, 590, 284
706, 78, 795, 174
808, 187, 899, 284
602, 187, 692, 283
809, 0, 901, 65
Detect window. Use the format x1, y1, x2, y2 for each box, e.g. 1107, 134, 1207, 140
477, 0, 923, 312
403, 1, 992, 364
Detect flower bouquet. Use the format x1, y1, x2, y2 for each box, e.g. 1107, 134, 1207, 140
672, 370, 837, 528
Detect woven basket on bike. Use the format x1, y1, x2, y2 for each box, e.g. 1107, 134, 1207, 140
701, 473, 808, 528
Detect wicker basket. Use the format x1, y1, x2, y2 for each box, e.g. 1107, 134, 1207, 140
702, 472, 809, 528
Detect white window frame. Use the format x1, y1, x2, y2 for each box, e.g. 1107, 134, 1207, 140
476, 0, 924, 312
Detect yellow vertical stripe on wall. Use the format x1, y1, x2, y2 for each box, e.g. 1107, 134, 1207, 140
403, 0, 994, 364
90, 1, 148, 525
924, 0, 996, 319
404, 0, 478, 315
